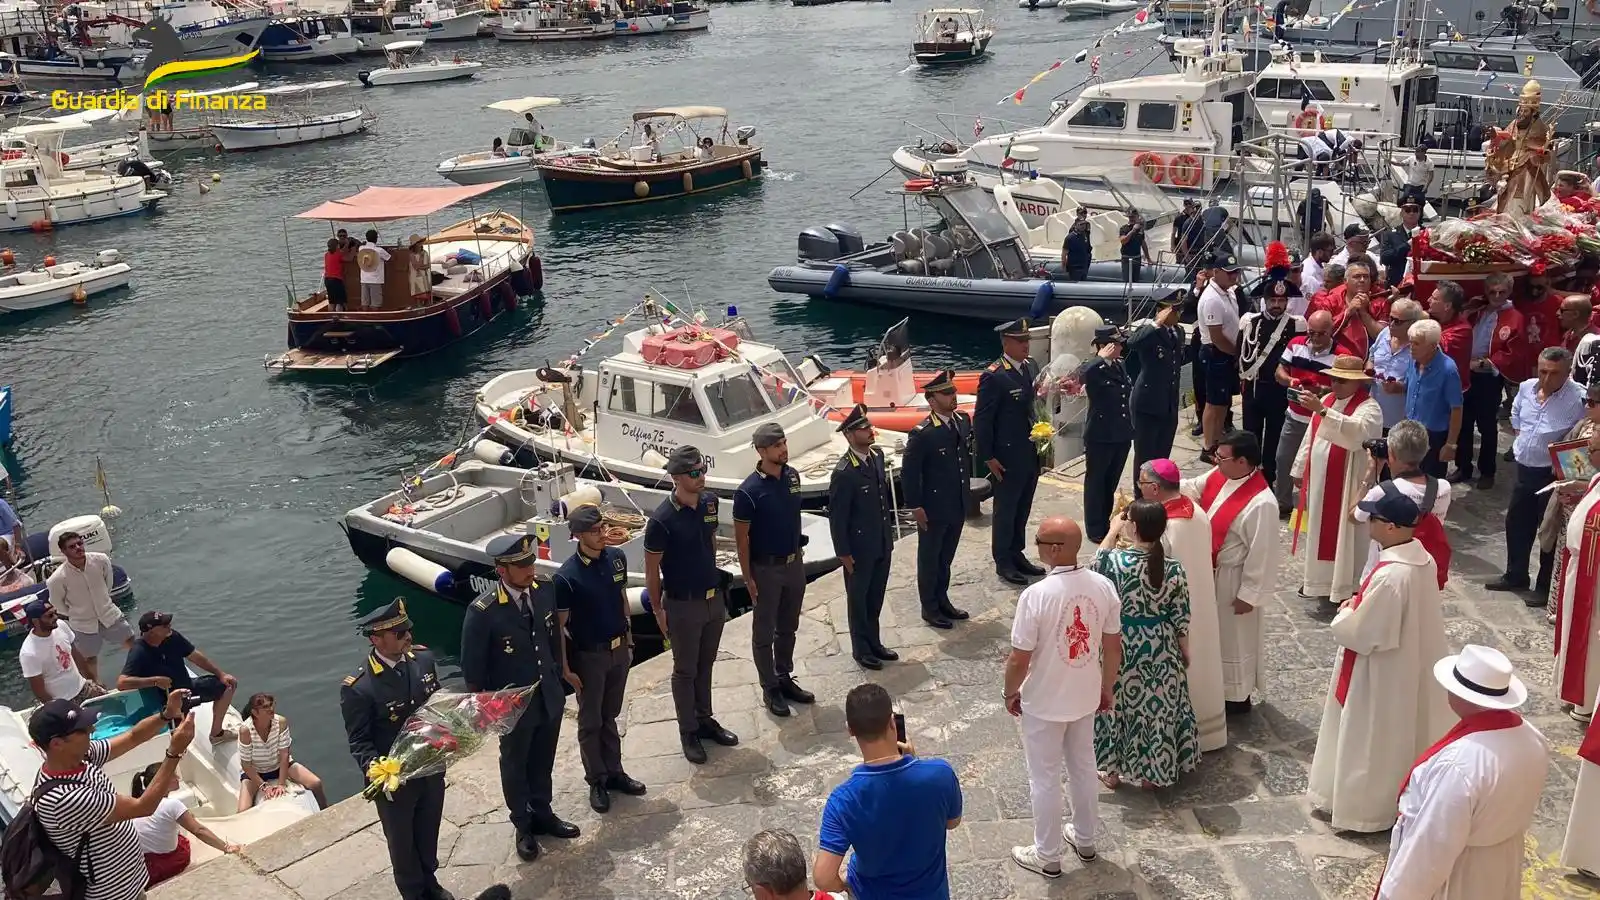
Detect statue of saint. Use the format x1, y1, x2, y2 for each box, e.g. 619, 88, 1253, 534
1486, 80, 1553, 216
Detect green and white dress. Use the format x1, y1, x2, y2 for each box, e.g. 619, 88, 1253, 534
1092, 547, 1200, 787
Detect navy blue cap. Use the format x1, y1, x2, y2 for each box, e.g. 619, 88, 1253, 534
995, 318, 1032, 337
837, 403, 872, 433
28, 699, 99, 747
487, 533, 538, 565
22, 599, 48, 621
1212, 251, 1243, 273
752, 422, 786, 449
1092, 326, 1121, 345
922, 369, 957, 394
357, 598, 412, 635
1358, 492, 1421, 528
567, 504, 603, 534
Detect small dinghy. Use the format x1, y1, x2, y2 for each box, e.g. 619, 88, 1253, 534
210, 81, 371, 153
0, 515, 133, 640
0, 250, 130, 315
437, 96, 578, 186
358, 40, 482, 86
343, 459, 840, 625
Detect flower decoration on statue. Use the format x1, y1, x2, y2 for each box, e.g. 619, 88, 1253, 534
361, 686, 534, 801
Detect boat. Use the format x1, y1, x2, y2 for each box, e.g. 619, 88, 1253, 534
410, 0, 486, 39
1055, 0, 1137, 15
357, 39, 481, 85
2, 109, 160, 175
119, 80, 256, 149
0, 515, 134, 638
768, 160, 1190, 322
793, 319, 981, 431
614, 0, 709, 32
0, 123, 164, 232
349, 0, 442, 50
492, 0, 615, 40
103, 0, 272, 61
533, 105, 762, 212
258, 14, 362, 61
210, 81, 372, 152
437, 96, 576, 186
265, 183, 541, 373
472, 304, 908, 506
0, 249, 129, 314
342, 459, 840, 625
911, 8, 993, 66
1015, 0, 1058, 7
0, 45, 130, 81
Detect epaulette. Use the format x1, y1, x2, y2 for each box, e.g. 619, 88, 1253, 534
985, 363, 1000, 373
470, 595, 491, 610
910, 420, 929, 433
342, 670, 362, 686
834, 455, 853, 472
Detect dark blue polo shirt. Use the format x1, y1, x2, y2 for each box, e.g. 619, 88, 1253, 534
552, 546, 630, 647
733, 464, 803, 558
643, 493, 721, 598
122, 631, 196, 690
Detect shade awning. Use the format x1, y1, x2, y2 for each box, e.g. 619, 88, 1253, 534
293, 183, 511, 221
486, 96, 562, 115
631, 105, 727, 122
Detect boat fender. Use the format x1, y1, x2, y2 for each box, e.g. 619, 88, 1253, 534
478, 292, 493, 320
4, 199, 14, 219
741, 158, 752, 179
633, 180, 648, 198
1168, 153, 1202, 187
498, 281, 517, 309
1293, 108, 1321, 135
823, 264, 850, 299
903, 178, 935, 191
682, 171, 692, 193
530, 255, 544, 291
1029, 280, 1053, 319
472, 438, 514, 465
1132, 151, 1164, 184
631, 586, 650, 616
444, 304, 462, 336
58, 153, 68, 165
385, 547, 455, 595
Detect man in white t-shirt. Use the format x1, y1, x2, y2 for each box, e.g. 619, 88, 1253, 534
19, 600, 101, 704
358, 228, 392, 311
1004, 516, 1123, 879
1197, 253, 1244, 463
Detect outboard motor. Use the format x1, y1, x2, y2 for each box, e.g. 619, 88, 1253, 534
799, 226, 841, 262
116, 158, 159, 188
826, 223, 864, 255
357, 69, 372, 86
581, 137, 597, 149
735, 125, 756, 146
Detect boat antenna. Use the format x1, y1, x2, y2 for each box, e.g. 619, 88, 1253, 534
94, 455, 121, 518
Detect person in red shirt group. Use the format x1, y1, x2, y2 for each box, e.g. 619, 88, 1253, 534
1429, 281, 1473, 392
1455, 274, 1527, 488
1308, 256, 1388, 358
1516, 270, 1563, 358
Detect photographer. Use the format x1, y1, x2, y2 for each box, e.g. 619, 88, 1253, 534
1350, 420, 1453, 586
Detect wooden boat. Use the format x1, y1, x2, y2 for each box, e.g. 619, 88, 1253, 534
210, 81, 371, 153
266, 183, 543, 374
912, 8, 993, 66
533, 105, 763, 212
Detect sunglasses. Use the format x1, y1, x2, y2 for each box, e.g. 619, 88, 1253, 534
685, 468, 705, 479
1034, 538, 1065, 546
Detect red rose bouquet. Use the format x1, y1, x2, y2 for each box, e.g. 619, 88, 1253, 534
362, 687, 534, 800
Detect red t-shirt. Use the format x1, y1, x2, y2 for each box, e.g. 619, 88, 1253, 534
1438, 317, 1473, 389
324, 251, 344, 279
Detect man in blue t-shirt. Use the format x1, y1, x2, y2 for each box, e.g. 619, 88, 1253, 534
813, 683, 962, 899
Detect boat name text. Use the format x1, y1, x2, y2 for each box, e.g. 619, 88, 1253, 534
903, 276, 975, 289
468, 573, 500, 595
620, 424, 714, 468
51, 89, 268, 113
1014, 200, 1059, 218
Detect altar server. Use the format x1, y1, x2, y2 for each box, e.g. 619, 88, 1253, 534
1290, 356, 1384, 603
1377, 645, 1549, 900
1308, 491, 1451, 833
1562, 690, 1600, 875
1180, 430, 1280, 713
1138, 458, 1227, 750
1554, 432, 1600, 720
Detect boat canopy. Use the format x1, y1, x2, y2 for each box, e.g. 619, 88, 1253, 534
20, 108, 118, 127
7, 120, 93, 136
486, 96, 562, 114
631, 105, 726, 122
383, 39, 426, 52
293, 182, 512, 221
250, 80, 350, 96
924, 7, 984, 14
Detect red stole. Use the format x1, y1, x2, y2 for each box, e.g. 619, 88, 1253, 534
1580, 708, 1600, 765
1163, 496, 1196, 521
1335, 561, 1393, 706
1291, 389, 1371, 559
1198, 469, 1270, 566
1555, 489, 1600, 706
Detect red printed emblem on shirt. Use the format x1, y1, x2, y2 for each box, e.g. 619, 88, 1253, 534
1499, 325, 1512, 340
1066, 608, 1090, 661
54, 644, 71, 672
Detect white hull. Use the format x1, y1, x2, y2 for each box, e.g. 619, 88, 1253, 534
212, 110, 368, 151
1055, 0, 1137, 14
665, 7, 710, 29
1016, 0, 1060, 7
175, 20, 270, 58
261, 35, 364, 60
0, 260, 131, 313
354, 27, 432, 52
493, 22, 613, 39
426, 11, 484, 39
5, 55, 127, 80
616, 14, 671, 33
148, 127, 216, 148
437, 152, 537, 184
0, 177, 162, 233
360, 61, 481, 85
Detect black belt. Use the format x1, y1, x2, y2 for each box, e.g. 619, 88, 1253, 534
571, 634, 629, 653
751, 552, 801, 565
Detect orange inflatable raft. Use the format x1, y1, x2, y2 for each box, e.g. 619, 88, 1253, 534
815, 368, 982, 432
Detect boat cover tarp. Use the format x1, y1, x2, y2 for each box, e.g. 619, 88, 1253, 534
293, 183, 511, 221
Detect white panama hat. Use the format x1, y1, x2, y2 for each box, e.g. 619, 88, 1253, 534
1432, 644, 1527, 711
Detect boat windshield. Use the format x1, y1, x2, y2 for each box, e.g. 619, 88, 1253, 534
81, 687, 168, 740
941, 186, 1020, 244
1051, 165, 1178, 225
705, 372, 773, 429
756, 357, 804, 411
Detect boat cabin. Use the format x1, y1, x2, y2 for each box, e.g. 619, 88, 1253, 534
380, 38, 427, 65
494, 95, 560, 152
1425, 37, 1596, 136
1252, 52, 1440, 148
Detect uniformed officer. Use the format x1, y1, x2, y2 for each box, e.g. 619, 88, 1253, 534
975, 318, 1045, 585
551, 505, 647, 814
1080, 326, 1135, 543
900, 370, 973, 630
734, 422, 817, 718
828, 403, 897, 669
461, 533, 577, 863
1125, 293, 1185, 495
644, 445, 740, 764
339, 600, 452, 900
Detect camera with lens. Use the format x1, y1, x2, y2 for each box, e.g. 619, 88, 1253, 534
1362, 438, 1389, 461
180, 691, 207, 714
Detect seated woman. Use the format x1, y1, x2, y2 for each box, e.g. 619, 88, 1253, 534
238, 692, 328, 811
491, 136, 508, 158
131, 764, 241, 887
0, 539, 33, 591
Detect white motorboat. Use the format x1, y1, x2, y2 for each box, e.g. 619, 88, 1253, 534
411, 0, 485, 39
0, 123, 164, 232
358, 39, 481, 85
0, 249, 130, 314
259, 15, 363, 60
1056, 0, 1137, 15
493, 0, 614, 40
3, 109, 163, 175
1015, 0, 1059, 7
437, 96, 576, 185
210, 81, 372, 152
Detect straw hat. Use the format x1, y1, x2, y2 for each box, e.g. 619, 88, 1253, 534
1432, 645, 1527, 710
408, 234, 425, 246
357, 247, 382, 272
1324, 356, 1372, 381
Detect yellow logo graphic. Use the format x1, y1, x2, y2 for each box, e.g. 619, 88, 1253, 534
133, 15, 259, 91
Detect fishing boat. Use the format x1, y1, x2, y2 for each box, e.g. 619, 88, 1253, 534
0, 44, 130, 81
437, 96, 574, 186
533, 105, 762, 212
94, 0, 272, 61
614, 0, 709, 32
357, 39, 481, 85
0, 249, 129, 314
266, 183, 541, 374
911, 8, 993, 66
342, 460, 840, 624
473, 303, 907, 505
210, 81, 371, 152
349, 0, 479, 49
0, 123, 164, 232
492, 0, 615, 40
258, 14, 362, 61
410, 0, 486, 39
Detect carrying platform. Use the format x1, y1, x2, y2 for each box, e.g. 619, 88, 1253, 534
263, 348, 402, 374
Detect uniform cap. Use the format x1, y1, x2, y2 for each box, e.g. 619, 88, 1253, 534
922, 369, 957, 394
27, 699, 99, 747
487, 533, 538, 565
358, 598, 412, 635
665, 445, 706, 475
995, 318, 1032, 337
752, 422, 786, 449
567, 504, 604, 534
836, 403, 872, 433
1091, 326, 1121, 346
1155, 288, 1186, 307
1356, 491, 1420, 527
138, 610, 173, 633
1212, 251, 1242, 273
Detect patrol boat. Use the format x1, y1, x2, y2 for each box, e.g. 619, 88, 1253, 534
340, 459, 840, 622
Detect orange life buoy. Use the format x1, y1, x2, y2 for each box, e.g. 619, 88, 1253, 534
1294, 108, 1321, 135
903, 178, 935, 192
1168, 153, 1202, 187
1132, 151, 1165, 184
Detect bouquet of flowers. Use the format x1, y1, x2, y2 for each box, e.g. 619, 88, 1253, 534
363, 686, 535, 800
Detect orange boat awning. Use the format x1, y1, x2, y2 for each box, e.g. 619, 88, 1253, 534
293, 183, 511, 222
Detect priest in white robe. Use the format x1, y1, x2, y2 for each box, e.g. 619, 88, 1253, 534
1555, 436, 1600, 719
1140, 457, 1228, 751
1181, 430, 1281, 712
1378, 645, 1549, 900
1290, 355, 1384, 604
1561, 689, 1600, 875
1308, 491, 1451, 833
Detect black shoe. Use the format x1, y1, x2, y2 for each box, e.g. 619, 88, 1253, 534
764, 687, 791, 717
1525, 594, 1549, 608
681, 733, 708, 764
996, 569, 1029, 586
528, 815, 580, 840
1190, 421, 1204, 436
855, 654, 883, 670
515, 830, 541, 861
1225, 698, 1253, 716
1446, 468, 1471, 484
922, 613, 954, 630
1014, 558, 1046, 577
939, 602, 969, 620
778, 675, 814, 704
871, 647, 899, 662
697, 719, 740, 746
589, 782, 611, 814
607, 773, 647, 796
1486, 576, 1529, 592
1502, 449, 1514, 462
1477, 475, 1495, 490
1199, 448, 1216, 465
431, 890, 456, 900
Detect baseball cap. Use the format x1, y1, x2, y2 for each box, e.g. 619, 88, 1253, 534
1357, 491, 1420, 528
138, 610, 173, 633
27, 699, 100, 747
22, 599, 49, 621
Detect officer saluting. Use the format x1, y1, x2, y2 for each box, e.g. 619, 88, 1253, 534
976, 318, 1045, 585
552, 505, 648, 814
1125, 292, 1185, 494
644, 445, 740, 764
900, 370, 972, 630
340, 600, 452, 900
461, 533, 577, 863
1080, 326, 1135, 543
829, 403, 898, 670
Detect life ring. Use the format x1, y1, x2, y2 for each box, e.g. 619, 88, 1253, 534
903, 178, 935, 191
1168, 153, 1202, 187
1132, 151, 1165, 184
1294, 108, 1321, 135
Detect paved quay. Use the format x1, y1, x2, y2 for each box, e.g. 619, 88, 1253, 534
151, 427, 1600, 900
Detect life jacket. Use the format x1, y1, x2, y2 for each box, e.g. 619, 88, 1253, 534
1381, 476, 1450, 588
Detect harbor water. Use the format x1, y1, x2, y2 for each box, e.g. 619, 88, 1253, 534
0, 2, 1130, 798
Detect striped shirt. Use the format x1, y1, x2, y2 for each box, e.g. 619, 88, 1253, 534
33, 740, 147, 900
240, 715, 291, 773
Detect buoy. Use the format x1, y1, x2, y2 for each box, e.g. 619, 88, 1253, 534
530, 255, 544, 291
629, 21, 637, 29
823, 264, 850, 299
682, 171, 693, 193
477, 292, 493, 320
71, 286, 87, 305
741, 158, 752, 179
443, 304, 462, 336
198, 183, 210, 195
100, 504, 122, 519
1, 249, 14, 266
1029, 280, 1054, 319
214, 143, 224, 153
29, 220, 46, 233
631, 586, 651, 616
43, 255, 55, 267
633, 180, 649, 198
210, 173, 221, 183
385, 547, 455, 594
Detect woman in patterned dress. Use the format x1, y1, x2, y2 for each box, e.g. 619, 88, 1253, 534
1092, 499, 1200, 789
